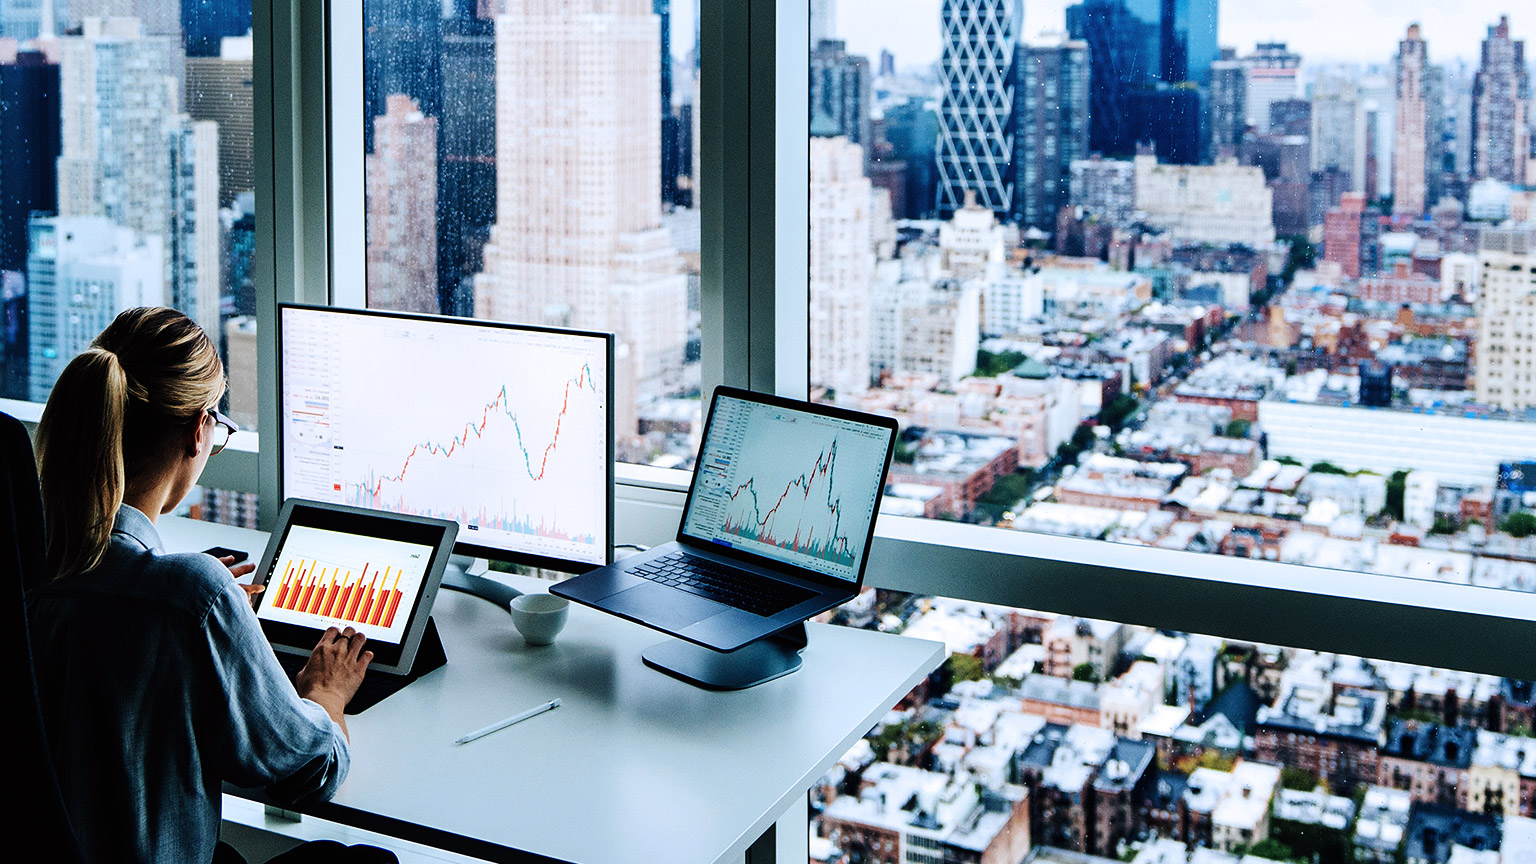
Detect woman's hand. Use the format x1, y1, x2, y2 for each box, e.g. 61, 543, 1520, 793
296, 627, 372, 739
217, 555, 261, 599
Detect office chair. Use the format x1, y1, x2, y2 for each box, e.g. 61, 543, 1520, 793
2, 411, 83, 862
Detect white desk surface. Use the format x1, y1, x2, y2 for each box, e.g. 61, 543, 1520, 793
160, 516, 945, 864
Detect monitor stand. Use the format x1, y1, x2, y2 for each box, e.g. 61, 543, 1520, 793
439, 555, 524, 609
641, 623, 808, 690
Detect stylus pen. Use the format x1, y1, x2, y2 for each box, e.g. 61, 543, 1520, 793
454, 698, 562, 744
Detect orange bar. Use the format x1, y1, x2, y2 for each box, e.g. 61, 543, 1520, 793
368, 569, 395, 626
336, 584, 355, 620
320, 573, 342, 617
291, 563, 313, 610
382, 573, 403, 627
274, 564, 293, 608
343, 575, 365, 620
304, 569, 324, 614
358, 575, 379, 625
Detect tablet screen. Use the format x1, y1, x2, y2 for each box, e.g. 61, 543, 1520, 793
252, 501, 455, 671
256, 525, 433, 647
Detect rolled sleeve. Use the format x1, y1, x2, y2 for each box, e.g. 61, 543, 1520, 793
202, 576, 350, 803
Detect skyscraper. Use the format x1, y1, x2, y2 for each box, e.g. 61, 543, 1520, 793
58, 18, 220, 337
474, 0, 686, 425
1322, 191, 1381, 279
1392, 24, 1444, 218
364, 0, 442, 153
1242, 42, 1300, 134
1471, 15, 1530, 185
27, 216, 164, 401
185, 34, 255, 207
811, 0, 837, 48
936, 0, 1022, 218
1068, 0, 1158, 157
1014, 35, 1090, 231
1310, 71, 1366, 193
182, 0, 254, 58
67, 0, 180, 35
656, 0, 679, 207
366, 95, 438, 313
1475, 229, 1536, 411
0, 0, 60, 40
438, 13, 496, 314
810, 39, 872, 167
883, 97, 939, 220
1207, 50, 1246, 160
809, 136, 872, 402
0, 50, 59, 274
1067, 0, 1212, 161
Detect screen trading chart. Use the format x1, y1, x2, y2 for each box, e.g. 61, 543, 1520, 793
281, 308, 610, 566
682, 396, 893, 582
257, 525, 433, 645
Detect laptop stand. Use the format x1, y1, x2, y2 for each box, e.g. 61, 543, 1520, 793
641, 622, 808, 690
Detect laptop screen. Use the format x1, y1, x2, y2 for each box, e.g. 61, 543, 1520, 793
680, 393, 896, 582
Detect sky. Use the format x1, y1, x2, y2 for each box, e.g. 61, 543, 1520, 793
833, 0, 1528, 69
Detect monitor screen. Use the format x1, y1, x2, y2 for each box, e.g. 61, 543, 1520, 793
680, 392, 896, 583
279, 305, 613, 570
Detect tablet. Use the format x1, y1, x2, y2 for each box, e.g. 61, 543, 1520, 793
251, 499, 458, 676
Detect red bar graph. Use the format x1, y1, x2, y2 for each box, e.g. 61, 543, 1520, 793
270, 559, 405, 628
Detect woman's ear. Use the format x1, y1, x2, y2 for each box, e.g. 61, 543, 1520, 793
185, 411, 209, 459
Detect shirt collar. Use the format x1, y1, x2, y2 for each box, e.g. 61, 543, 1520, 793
112, 504, 165, 554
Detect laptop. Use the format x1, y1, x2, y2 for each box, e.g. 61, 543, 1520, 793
553, 386, 899, 653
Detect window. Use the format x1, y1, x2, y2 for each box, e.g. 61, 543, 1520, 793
358, 0, 703, 470
0, 1, 259, 524
806, 1, 1536, 859
808, 0, 1536, 608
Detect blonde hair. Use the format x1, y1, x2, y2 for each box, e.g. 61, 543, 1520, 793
35, 307, 225, 579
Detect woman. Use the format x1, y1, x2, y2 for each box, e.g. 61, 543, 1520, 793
26, 307, 380, 863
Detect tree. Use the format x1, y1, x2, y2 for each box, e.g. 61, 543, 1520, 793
1310, 461, 1349, 475
1276, 455, 1303, 467
1225, 419, 1251, 439
1098, 394, 1139, 431
948, 654, 985, 684
1385, 469, 1409, 521
1502, 513, 1536, 538
976, 349, 1028, 378
1072, 663, 1100, 683
1280, 766, 1318, 792
1249, 838, 1295, 862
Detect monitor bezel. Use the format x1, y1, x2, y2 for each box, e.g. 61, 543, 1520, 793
277, 303, 615, 574
676, 385, 900, 591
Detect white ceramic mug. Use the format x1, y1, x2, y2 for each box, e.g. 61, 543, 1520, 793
509, 593, 570, 646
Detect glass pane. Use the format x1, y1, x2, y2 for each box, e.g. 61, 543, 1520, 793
0, 3, 259, 527
813, 591, 1536, 860
362, 0, 703, 469
811, 2, 1536, 594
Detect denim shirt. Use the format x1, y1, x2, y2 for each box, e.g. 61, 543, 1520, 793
27, 505, 350, 863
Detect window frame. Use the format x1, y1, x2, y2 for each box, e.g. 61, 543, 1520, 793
195, 0, 1536, 681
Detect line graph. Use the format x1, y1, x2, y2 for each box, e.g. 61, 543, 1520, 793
281, 309, 610, 566
682, 396, 893, 581
719, 439, 857, 567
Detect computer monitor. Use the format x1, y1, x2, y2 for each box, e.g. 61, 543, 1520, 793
279, 305, 614, 573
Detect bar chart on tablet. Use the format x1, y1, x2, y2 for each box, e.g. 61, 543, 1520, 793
258, 526, 432, 644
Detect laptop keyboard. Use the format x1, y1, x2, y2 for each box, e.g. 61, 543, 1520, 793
631, 552, 814, 617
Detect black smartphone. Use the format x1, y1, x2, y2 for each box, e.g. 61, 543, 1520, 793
202, 546, 249, 564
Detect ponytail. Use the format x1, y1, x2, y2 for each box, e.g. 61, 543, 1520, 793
35, 348, 130, 579
35, 307, 225, 580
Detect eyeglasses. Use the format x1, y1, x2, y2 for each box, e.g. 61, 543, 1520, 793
207, 408, 239, 456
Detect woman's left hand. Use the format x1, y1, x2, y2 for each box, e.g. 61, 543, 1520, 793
218, 555, 260, 597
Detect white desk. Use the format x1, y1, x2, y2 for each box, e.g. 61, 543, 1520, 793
160, 517, 944, 864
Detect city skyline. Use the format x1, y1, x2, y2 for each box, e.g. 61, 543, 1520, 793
836, 0, 1531, 69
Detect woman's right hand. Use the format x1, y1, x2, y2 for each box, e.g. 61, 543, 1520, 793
295, 626, 372, 735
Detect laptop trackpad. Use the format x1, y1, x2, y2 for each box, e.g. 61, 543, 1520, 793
603, 584, 722, 630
